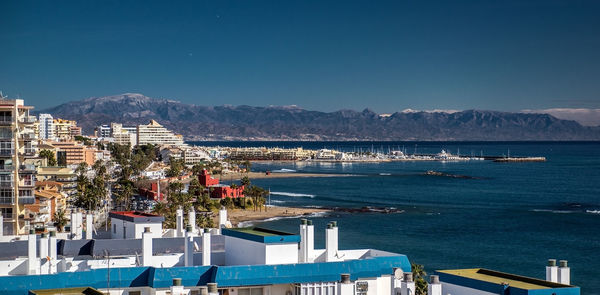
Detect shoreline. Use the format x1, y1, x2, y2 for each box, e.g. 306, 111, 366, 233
226, 206, 331, 227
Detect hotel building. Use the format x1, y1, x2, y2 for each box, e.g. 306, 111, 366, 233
0, 95, 38, 235
137, 120, 184, 146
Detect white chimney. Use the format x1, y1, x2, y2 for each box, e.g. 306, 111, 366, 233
401, 273, 415, 295
207, 283, 218, 295
48, 231, 58, 274
184, 225, 195, 267
558, 260, 570, 285
39, 233, 49, 274
176, 208, 184, 237
142, 227, 153, 266
171, 278, 185, 295
546, 259, 558, 283
428, 275, 441, 295
326, 222, 338, 262
70, 211, 78, 240
202, 228, 211, 266
85, 213, 93, 239
188, 209, 196, 233
306, 220, 314, 262
299, 219, 307, 263
27, 229, 38, 274
77, 212, 83, 239
219, 208, 227, 229
338, 274, 354, 295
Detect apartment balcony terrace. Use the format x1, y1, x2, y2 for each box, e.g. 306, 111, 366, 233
19, 164, 36, 173
0, 117, 12, 126
18, 196, 35, 204
0, 196, 14, 204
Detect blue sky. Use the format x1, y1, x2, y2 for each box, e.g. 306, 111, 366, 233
1, 0, 599, 113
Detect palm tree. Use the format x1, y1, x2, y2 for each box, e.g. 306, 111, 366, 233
53, 209, 68, 232
412, 263, 428, 295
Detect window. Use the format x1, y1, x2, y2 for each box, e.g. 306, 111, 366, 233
0, 189, 14, 204
128, 291, 141, 295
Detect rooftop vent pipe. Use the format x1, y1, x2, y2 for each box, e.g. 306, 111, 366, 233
546, 259, 558, 283
340, 274, 351, 284
558, 260, 570, 285
207, 283, 218, 295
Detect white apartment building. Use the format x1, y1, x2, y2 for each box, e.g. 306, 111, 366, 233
38, 113, 55, 140
137, 120, 184, 146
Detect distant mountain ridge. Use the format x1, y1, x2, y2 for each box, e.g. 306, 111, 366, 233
39, 93, 600, 141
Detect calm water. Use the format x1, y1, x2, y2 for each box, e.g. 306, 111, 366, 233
193, 141, 600, 293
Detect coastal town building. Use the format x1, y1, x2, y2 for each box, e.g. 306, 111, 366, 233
198, 169, 245, 199
137, 120, 184, 146
95, 124, 111, 138
53, 118, 79, 140
111, 122, 137, 146
36, 166, 77, 195
47, 140, 96, 166
0, 212, 579, 295
161, 146, 211, 165
228, 147, 314, 161
38, 113, 55, 140
0, 95, 39, 235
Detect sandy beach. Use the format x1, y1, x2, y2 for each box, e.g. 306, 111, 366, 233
226, 206, 331, 227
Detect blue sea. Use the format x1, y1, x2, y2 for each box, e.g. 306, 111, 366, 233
192, 141, 600, 293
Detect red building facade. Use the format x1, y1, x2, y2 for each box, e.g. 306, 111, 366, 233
199, 170, 245, 199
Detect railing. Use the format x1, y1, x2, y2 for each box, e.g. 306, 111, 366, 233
0, 181, 13, 188
18, 196, 35, 204
0, 196, 14, 204
0, 117, 12, 125
19, 116, 36, 124
19, 164, 36, 172
0, 149, 14, 156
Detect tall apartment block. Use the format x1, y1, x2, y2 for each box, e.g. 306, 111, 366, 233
38, 113, 55, 140
0, 95, 38, 235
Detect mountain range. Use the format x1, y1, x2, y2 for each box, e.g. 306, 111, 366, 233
38, 93, 600, 141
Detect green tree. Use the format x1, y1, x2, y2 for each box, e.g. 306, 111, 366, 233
240, 176, 251, 186
53, 209, 68, 232
243, 185, 268, 212
188, 178, 204, 196
166, 157, 185, 177
412, 263, 428, 295
39, 149, 57, 166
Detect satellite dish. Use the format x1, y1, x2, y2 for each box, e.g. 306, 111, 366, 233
393, 267, 404, 280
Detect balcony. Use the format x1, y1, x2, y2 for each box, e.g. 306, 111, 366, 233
0, 196, 14, 204
0, 149, 14, 157
19, 164, 36, 173
18, 116, 36, 124
20, 149, 36, 157
19, 180, 35, 188
0, 117, 12, 126
0, 181, 13, 188
18, 196, 35, 204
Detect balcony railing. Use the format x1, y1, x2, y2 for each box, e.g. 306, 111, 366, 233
19, 164, 36, 172
18, 116, 36, 124
0, 117, 12, 125
18, 196, 35, 204
0, 181, 13, 188
0, 196, 14, 204
0, 149, 14, 157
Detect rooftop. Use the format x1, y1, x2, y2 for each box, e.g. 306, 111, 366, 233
109, 211, 165, 223
222, 227, 300, 244
436, 268, 574, 290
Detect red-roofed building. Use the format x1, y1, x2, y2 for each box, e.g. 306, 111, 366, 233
199, 170, 245, 199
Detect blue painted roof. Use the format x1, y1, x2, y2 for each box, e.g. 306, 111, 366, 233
0, 255, 409, 295
434, 269, 580, 295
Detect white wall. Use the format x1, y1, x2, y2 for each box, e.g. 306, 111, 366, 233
111, 218, 162, 239
265, 243, 299, 265
225, 236, 265, 265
